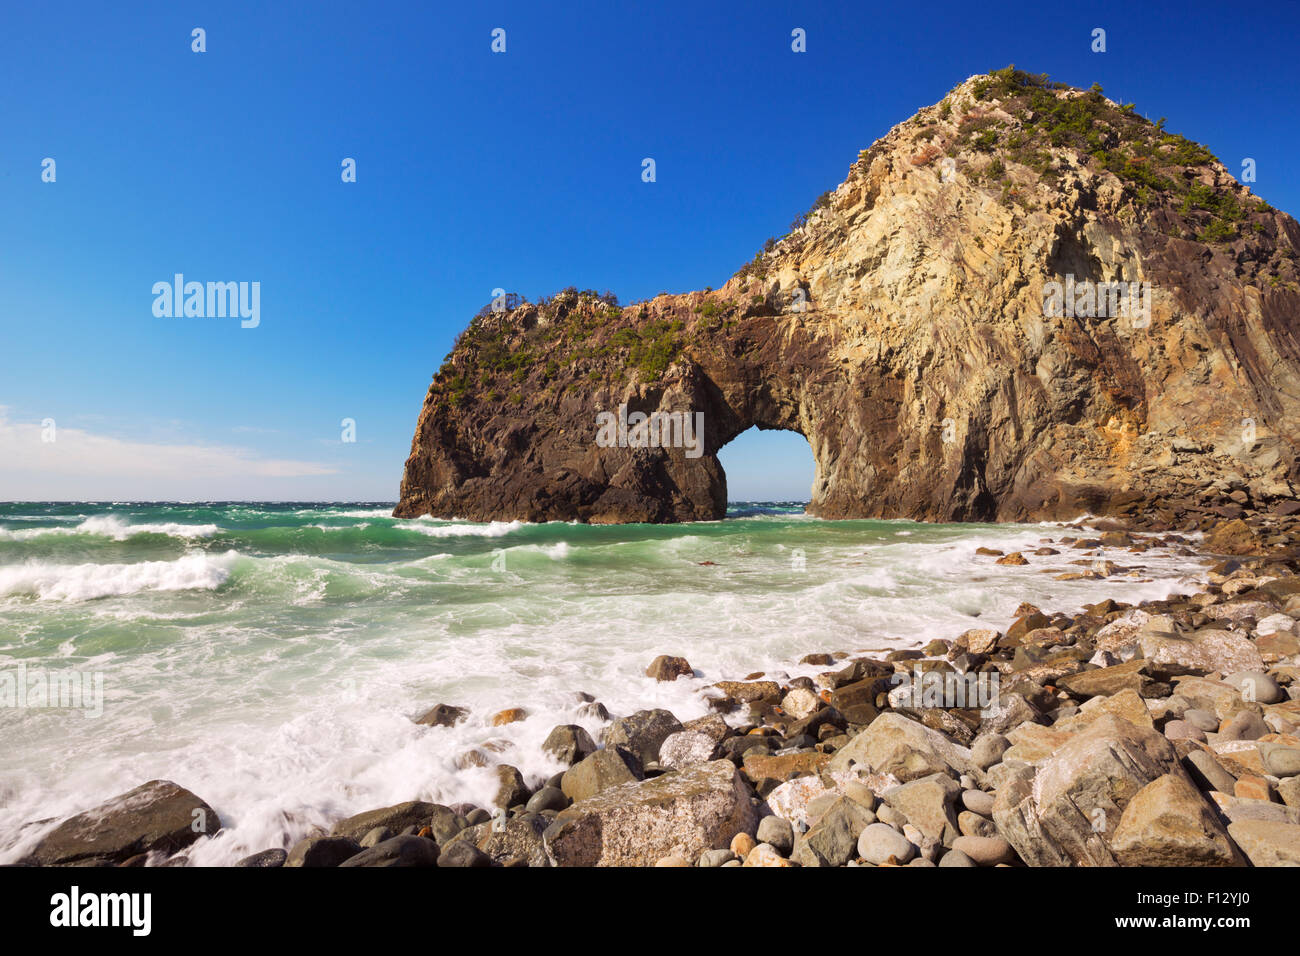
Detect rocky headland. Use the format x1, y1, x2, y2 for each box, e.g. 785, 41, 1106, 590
395, 67, 1300, 526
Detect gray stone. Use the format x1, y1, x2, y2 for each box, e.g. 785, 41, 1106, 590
285, 835, 362, 868
234, 848, 286, 868
1261, 744, 1300, 778
961, 789, 995, 817
880, 773, 960, 844
697, 848, 736, 867
958, 811, 996, 837
828, 713, 976, 782
1184, 749, 1239, 795
756, 815, 794, 855
951, 834, 1015, 866
857, 822, 916, 865
414, 703, 467, 727
359, 827, 392, 848
1183, 708, 1220, 733
791, 797, 874, 867
1224, 671, 1284, 705
28, 780, 221, 867
525, 786, 569, 813
561, 747, 642, 802
541, 724, 597, 766
338, 835, 439, 867
938, 848, 976, 867
437, 840, 492, 867
1219, 710, 1270, 742
604, 709, 684, 766
330, 801, 444, 842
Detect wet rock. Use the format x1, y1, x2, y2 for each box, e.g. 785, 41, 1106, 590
285, 836, 362, 868
234, 848, 286, 868
338, 835, 439, 868
560, 747, 643, 802
494, 765, 529, 809
645, 655, 693, 682
525, 787, 569, 813
605, 709, 684, 766
491, 707, 528, 726
28, 780, 221, 867
711, 680, 781, 703
544, 760, 758, 867
541, 724, 597, 766
330, 801, 444, 842
437, 840, 492, 867
414, 703, 468, 728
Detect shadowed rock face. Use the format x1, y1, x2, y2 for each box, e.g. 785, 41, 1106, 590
396, 69, 1300, 525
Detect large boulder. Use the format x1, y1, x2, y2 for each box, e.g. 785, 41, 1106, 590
544, 760, 757, 866
1225, 820, 1300, 866
828, 712, 976, 782
330, 801, 450, 842
1109, 774, 1245, 866
992, 715, 1185, 866
337, 835, 439, 868
561, 747, 642, 802
541, 724, 597, 766
604, 709, 683, 766
28, 780, 219, 866
1139, 627, 1265, 676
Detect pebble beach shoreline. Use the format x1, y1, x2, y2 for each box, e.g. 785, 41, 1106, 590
11, 511, 1300, 869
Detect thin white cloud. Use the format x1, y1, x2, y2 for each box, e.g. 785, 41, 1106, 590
0, 408, 338, 500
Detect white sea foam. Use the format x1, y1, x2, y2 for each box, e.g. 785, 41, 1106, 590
0, 552, 236, 602
405, 520, 524, 538
0, 515, 219, 542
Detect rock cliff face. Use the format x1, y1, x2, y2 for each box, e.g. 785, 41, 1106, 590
396, 68, 1300, 525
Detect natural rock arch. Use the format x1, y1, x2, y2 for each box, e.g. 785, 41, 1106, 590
395, 72, 1300, 526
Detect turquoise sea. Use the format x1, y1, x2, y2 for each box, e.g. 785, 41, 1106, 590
0, 501, 1204, 864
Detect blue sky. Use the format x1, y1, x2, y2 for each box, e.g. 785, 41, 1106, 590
2, 0, 1297, 501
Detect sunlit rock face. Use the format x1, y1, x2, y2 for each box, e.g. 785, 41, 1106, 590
396, 70, 1300, 525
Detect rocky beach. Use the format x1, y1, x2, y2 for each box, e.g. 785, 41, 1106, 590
13, 506, 1300, 868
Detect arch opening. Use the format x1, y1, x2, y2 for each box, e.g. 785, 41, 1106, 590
716, 426, 815, 516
